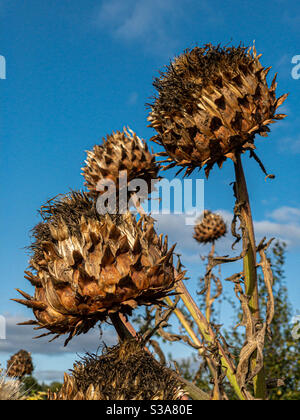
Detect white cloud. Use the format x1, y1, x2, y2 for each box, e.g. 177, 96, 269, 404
274, 53, 295, 81
93, 0, 231, 57
253, 206, 300, 248
0, 315, 117, 356
97, 0, 173, 37
94, 0, 185, 55
268, 206, 300, 223
153, 206, 300, 265
153, 212, 235, 266
254, 220, 300, 247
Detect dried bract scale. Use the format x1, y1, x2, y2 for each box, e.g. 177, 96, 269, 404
194, 211, 227, 244
82, 127, 160, 201
50, 339, 186, 400
13, 192, 183, 345
148, 44, 288, 177
6, 350, 33, 379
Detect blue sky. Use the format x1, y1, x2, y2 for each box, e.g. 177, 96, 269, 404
0, 0, 300, 383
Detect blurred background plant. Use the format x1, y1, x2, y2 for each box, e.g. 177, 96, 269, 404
21, 375, 62, 400
1, 352, 62, 400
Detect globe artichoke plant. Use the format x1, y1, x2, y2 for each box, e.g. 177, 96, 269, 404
50, 339, 187, 400
82, 127, 160, 209
6, 350, 33, 379
13, 192, 183, 345
194, 211, 227, 244
148, 43, 288, 400
11, 41, 288, 401
149, 44, 287, 177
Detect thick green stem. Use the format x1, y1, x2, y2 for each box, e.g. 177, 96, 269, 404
234, 153, 266, 399
178, 377, 211, 401
234, 154, 260, 318
205, 242, 215, 323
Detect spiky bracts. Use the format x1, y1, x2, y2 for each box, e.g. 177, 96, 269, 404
82, 128, 160, 200
13, 192, 182, 345
50, 339, 186, 400
194, 211, 227, 244
148, 44, 288, 177
6, 350, 33, 379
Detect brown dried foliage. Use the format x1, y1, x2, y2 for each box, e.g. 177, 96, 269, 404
50, 339, 186, 400
149, 44, 288, 177
13, 192, 183, 345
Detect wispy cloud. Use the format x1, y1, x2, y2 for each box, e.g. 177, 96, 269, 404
154, 211, 235, 265
154, 205, 300, 265
254, 205, 300, 248
254, 219, 300, 248
268, 206, 300, 223
94, 0, 186, 56
0, 315, 117, 356
274, 53, 295, 80
279, 135, 300, 154
127, 91, 139, 106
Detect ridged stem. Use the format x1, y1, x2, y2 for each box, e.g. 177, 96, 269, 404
165, 296, 204, 353
205, 242, 215, 323
177, 376, 211, 401
234, 153, 266, 399
176, 280, 245, 400
164, 296, 216, 385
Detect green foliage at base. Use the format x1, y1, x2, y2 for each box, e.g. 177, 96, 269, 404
21, 376, 62, 400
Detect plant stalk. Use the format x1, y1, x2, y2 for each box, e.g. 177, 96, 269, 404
109, 313, 134, 341
176, 280, 246, 400
234, 152, 266, 399
164, 296, 204, 353
205, 242, 215, 323
177, 376, 211, 401
164, 295, 218, 390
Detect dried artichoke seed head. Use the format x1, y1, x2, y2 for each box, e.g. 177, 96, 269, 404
194, 210, 227, 244
50, 339, 186, 400
149, 44, 288, 177
6, 350, 33, 379
82, 127, 160, 202
13, 192, 182, 345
